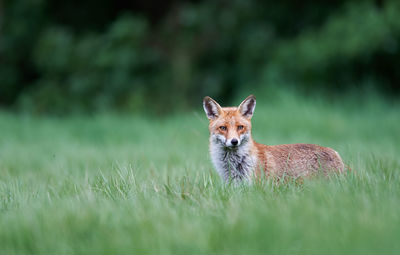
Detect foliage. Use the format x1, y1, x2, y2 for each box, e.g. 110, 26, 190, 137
1, 0, 400, 113
265, 1, 400, 93
28, 15, 161, 113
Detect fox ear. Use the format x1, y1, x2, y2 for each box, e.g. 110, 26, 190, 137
238, 95, 256, 119
203, 96, 222, 120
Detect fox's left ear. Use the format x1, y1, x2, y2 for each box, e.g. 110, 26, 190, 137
238, 95, 256, 119
203, 96, 222, 120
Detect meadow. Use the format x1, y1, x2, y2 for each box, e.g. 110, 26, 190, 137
1, 92, 399, 255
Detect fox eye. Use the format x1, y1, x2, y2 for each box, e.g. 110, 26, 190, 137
238, 125, 244, 130
219, 126, 227, 131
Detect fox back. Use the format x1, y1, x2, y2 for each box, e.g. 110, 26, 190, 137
203, 95, 345, 183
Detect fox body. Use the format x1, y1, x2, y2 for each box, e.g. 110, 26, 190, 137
203, 95, 345, 183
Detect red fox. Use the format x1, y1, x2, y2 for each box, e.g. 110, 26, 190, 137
203, 95, 345, 183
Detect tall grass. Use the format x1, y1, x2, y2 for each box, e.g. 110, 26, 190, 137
0, 92, 399, 255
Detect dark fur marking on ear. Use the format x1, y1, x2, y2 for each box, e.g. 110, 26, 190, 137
203, 96, 221, 120
242, 99, 255, 116
238, 95, 256, 119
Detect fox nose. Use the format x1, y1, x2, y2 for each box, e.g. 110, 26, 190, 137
231, 138, 238, 146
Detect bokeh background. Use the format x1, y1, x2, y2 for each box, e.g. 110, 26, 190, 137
1, 0, 400, 114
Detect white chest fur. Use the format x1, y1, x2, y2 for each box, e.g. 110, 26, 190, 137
209, 141, 256, 183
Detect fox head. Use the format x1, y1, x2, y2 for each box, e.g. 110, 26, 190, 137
203, 95, 256, 149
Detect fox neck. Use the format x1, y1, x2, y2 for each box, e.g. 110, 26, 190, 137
209, 134, 256, 183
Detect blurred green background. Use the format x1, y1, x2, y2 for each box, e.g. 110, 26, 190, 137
1, 0, 400, 114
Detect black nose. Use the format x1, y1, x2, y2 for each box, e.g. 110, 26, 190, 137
231, 139, 238, 146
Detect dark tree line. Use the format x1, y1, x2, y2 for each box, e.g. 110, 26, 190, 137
0, 0, 399, 114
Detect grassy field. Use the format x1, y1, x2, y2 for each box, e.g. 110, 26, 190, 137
1, 92, 400, 255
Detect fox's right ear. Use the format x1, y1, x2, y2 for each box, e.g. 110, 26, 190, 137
203, 96, 222, 120
238, 95, 256, 119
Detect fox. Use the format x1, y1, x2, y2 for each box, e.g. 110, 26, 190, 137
203, 95, 345, 183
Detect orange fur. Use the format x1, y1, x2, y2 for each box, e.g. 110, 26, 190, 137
203, 95, 345, 182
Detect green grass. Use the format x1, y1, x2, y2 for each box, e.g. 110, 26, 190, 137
1, 93, 400, 255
